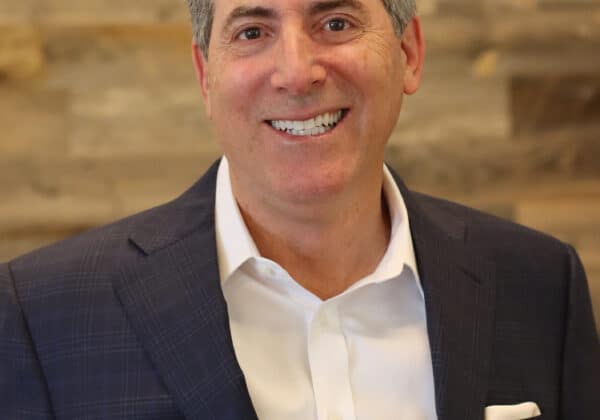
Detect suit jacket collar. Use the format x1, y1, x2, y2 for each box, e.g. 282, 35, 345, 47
393, 170, 497, 420
115, 160, 496, 420
114, 160, 258, 420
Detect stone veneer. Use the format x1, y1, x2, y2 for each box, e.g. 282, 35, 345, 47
1, 0, 599, 327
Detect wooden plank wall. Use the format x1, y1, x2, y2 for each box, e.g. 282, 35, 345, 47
1, 0, 599, 326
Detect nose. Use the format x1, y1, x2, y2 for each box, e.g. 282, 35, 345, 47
270, 27, 326, 95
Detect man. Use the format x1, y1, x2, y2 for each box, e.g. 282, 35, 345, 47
1, 0, 598, 418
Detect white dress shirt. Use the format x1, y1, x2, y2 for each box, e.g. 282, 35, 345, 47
215, 157, 437, 420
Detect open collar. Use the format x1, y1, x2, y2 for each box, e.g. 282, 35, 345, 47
117, 160, 496, 420
214, 157, 423, 297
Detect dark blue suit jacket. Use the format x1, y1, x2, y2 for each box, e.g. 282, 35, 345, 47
2, 161, 599, 419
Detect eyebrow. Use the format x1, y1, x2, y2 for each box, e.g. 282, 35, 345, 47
221, 0, 367, 34
307, 0, 367, 16
222, 6, 276, 34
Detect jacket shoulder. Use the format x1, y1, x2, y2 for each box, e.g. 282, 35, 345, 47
411, 190, 569, 261
11, 206, 151, 272
7, 160, 221, 291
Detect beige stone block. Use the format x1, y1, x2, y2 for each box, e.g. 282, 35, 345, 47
0, 25, 45, 80
515, 198, 600, 237
0, 233, 74, 262
0, 1, 188, 25
0, 157, 115, 232
0, 1, 34, 24
417, 0, 438, 16
446, 181, 600, 223
420, 14, 484, 51
472, 50, 500, 79
0, 156, 221, 233
485, 0, 599, 13
484, 0, 539, 13
68, 86, 217, 158
486, 8, 600, 47
578, 233, 600, 256
510, 75, 600, 135
387, 122, 600, 198
436, 0, 485, 16
21, 25, 215, 158
392, 53, 510, 147
42, 25, 193, 89
0, 188, 115, 233
111, 155, 221, 216
496, 45, 600, 77
510, 126, 600, 178
0, 157, 111, 197
0, 86, 68, 157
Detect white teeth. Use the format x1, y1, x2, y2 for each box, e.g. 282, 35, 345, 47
270, 109, 345, 136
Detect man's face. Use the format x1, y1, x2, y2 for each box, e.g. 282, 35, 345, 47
194, 0, 423, 205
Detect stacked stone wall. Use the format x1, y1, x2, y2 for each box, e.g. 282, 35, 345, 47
1, 0, 599, 326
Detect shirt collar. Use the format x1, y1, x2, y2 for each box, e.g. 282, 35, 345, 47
365, 164, 422, 297
214, 157, 261, 284
214, 157, 423, 298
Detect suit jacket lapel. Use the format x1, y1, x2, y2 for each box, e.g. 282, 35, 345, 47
112, 160, 496, 420
113, 161, 257, 420
396, 174, 497, 420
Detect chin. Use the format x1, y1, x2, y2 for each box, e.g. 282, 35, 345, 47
273, 168, 353, 204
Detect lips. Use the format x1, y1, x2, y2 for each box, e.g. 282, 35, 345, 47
267, 109, 348, 137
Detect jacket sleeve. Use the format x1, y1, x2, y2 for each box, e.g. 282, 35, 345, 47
560, 245, 600, 419
0, 262, 54, 419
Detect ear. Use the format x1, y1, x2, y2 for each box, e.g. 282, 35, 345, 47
192, 42, 212, 118
401, 16, 425, 95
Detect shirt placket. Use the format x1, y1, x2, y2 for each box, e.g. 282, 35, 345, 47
307, 301, 356, 420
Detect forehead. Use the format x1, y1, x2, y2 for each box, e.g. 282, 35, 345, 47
212, 0, 375, 18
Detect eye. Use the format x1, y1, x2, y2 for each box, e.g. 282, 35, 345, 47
237, 26, 262, 40
324, 18, 350, 32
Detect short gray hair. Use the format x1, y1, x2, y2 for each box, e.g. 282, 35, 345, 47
187, 0, 416, 58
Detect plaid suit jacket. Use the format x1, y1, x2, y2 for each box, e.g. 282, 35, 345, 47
1, 160, 599, 419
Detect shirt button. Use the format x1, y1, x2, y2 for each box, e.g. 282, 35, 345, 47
316, 313, 329, 329
320, 308, 337, 327
328, 413, 342, 420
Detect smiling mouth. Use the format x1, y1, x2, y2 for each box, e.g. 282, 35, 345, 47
267, 109, 349, 137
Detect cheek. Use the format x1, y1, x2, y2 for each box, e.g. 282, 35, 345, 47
329, 37, 401, 95
211, 59, 271, 118
336, 44, 405, 148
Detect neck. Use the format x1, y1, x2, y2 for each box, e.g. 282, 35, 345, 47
231, 171, 391, 300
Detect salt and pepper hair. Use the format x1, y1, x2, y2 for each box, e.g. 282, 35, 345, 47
186, 0, 417, 58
